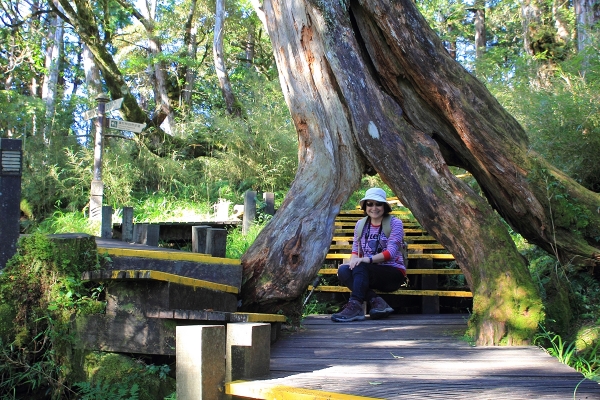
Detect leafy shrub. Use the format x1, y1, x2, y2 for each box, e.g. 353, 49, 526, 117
0, 233, 103, 399
74, 353, 174, 400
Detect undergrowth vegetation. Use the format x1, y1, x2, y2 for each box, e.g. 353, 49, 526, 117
0, 234, 175, 399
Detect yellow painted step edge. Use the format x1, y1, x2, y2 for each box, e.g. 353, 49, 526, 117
106, 269, 240, 294
233, 312, 286, 323
226, 381, 383, 400
97, 246, 240, 265
308, 286, 473, 297
317, 268, 464, 275
326, 253, 455, 260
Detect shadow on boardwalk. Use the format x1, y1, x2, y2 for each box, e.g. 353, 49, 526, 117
258, 314, 599, 399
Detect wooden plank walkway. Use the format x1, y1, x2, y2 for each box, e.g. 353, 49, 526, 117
228, 314, 599, 399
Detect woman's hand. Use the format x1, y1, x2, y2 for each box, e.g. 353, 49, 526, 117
349, 255, 368, 270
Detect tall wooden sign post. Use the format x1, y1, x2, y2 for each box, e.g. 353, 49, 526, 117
83, 95, 144, 221
0, 139, 22, 269
89, 94, 109, 221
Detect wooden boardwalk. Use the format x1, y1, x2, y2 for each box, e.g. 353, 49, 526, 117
228, 314, 599, 399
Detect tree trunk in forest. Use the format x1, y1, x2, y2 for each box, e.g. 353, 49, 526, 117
245, 22, 256, 67
82, 44, 102, 99
552, 0, 571, 44
214, 0, 241, 117
473, 0, 486, 59
575, 0, 600, 52
42, 8, 64, 141
243, 0, 600, 345
521, 0, 544, 56
182, 0, 199, 109
143, 0, 175, 134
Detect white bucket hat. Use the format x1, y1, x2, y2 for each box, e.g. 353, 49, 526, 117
359, 187, 391, 211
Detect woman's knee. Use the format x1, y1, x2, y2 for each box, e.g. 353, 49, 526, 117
337, 264, 352, 283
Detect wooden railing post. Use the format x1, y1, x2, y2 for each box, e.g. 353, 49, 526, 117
101, 206, 113, 239
176, 325, 226, 400
121, 207, 134, 242
263, 192, 275, 215
133, 223, 160, 247
192, 225, 210, 253
243, 191, 256, 235
206, 228, 227, 257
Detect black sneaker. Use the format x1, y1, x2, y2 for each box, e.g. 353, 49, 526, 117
331, 299, 365, 322
369, 296, 393, 319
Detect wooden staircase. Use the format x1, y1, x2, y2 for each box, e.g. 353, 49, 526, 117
309, 207, 473, 313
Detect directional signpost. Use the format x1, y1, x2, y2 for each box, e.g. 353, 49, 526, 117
83, 97, 124, 121
84, 95, 145, 222
107, 119, 146, 133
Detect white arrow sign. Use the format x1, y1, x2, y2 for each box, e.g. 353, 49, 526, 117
107, 118, 146, 133
105, 98, 124, 112
83, 98, 124, 120
83, 109, 98, 121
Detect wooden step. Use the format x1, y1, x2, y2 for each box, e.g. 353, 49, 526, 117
318, 268, 463, 275
325, 253, 455, 261
334, 228, 427, 235
308, 285, 472, 297
331, 235, 437, 243
145, 309, 286, 323
328, 243, 446, 251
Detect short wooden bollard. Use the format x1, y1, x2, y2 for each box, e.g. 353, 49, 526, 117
206, 228, 227, 258
226, 323, 271, 382
177, 325, 226, 400
263, 192, 275, 215
243, 190, 256, 235
192, 225, 210, 253
101, 206, 113, 239
132, 223, 160, 247
121, 206, 134, 242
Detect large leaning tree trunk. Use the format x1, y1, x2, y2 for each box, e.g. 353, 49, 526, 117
241, 0, 600, 345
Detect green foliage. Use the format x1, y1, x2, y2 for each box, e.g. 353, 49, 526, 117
196, 71, 298, 194
535, 326, 600, 381
226, 217, 271, 259
0, 234, 103, 399
36, 210, 101, 236
484, 50, 600, 192
302, 298, 338, 318
0, 91, 45, 137
132, 194, 212, 223
74, 353, 174, 400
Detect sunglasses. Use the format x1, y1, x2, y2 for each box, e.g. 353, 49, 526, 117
365, 201, 384, 207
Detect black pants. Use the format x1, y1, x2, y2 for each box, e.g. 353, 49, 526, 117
337, 262, 406, 303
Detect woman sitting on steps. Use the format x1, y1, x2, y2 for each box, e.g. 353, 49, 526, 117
331, 187, 406, 322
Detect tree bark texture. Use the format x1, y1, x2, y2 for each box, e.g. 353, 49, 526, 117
182, 0, 199, 108
244, 0, 600, 345
575, 0, 600, 51
214, 0, 242, 117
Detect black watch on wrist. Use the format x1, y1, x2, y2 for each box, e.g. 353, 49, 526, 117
369, 256, 373, 264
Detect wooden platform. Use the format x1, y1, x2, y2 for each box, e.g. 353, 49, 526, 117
227, 314, 600, 399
